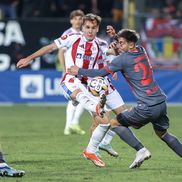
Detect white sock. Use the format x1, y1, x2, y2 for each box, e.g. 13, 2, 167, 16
71, 104, 84, 125
0, 162, 8, 167
101, 129, 116, 145
65, 101, 76, 129
86, 124, 110, 153
76, 92, 97, 113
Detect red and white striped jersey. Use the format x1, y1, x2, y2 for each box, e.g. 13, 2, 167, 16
62, 27, 82, 36
54, 33, 115, 93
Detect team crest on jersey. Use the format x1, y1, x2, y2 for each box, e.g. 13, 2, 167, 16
76, 53, 82, 59
60, 35, 68, 40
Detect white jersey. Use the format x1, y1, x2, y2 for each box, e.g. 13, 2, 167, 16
54, 33, 115, 93
61, 28, 82, 51
62, 27, 81, 36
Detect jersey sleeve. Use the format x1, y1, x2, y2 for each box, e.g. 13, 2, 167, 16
54, 34, 80, 49
78, 67, 109, 77
106, 54, 123, 72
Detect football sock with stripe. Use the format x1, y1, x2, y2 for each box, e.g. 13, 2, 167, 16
100, 129, 116, 145
76, 92, 97, 113
112, 126, 144, 151
71, 103, 84, 125
162, 132, 182, 157
65, 100, 76, 130
86, 124, 110, 153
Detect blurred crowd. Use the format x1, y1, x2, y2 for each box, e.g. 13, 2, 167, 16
0, 0, 181, 21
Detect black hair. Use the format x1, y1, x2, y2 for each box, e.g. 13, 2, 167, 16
117, 29, 140, 43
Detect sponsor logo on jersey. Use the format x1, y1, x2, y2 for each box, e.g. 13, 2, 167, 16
60, 35, 68, 40
83, 55, 95, 61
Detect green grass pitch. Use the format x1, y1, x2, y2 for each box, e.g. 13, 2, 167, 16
0, 105, 181, 182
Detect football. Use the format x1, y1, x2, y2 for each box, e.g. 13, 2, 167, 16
87, 76, 108, 96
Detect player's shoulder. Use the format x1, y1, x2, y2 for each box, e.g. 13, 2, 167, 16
62, 28, 82, 36
95, 37, 108, 47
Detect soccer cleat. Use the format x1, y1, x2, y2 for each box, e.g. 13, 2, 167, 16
0, 165, 25, 177
64, 128, 71, 135
129, 147, 151, 169
99, 143, 119, 157
96, 94, 107, 118
82, 149, 105, 167
70, 124, 86, 135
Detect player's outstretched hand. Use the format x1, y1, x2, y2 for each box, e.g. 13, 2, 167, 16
107, 42, 119, 56
67, 65, 79, 75
16, 58, 31, 68
106, 25, 116, 38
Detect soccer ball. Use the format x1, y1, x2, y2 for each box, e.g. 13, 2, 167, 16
87, 76, 108, 96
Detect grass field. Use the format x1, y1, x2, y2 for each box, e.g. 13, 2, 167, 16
0, 105, 181, 182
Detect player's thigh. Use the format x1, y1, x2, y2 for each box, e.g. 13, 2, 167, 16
117, 103, 152, 128
106, 90, 125, 111
151, 102, 169, 131
60, 78, 87, 100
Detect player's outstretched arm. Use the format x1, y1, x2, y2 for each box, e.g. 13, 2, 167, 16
58, 48, 66, 77
16, 43, 57, 68
68, 65, 109, 78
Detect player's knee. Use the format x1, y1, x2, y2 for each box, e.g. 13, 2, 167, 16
70, 89, 82, 100
116, 113, 126, 125
94, 114, 110, 125
110, 118, 120, 127
154, 129, 167, 138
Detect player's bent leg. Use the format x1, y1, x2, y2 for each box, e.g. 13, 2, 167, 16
155, 130, 182, 157
70, 104, 85, 135
84, 123, 110, 167
64, 101, 76, 135
113, 109, 152, 168
96, 94, 107, 118
73, 90, 107, 117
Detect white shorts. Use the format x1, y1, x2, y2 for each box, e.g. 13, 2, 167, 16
60, 76, 89, 100
60, 76, 124, 111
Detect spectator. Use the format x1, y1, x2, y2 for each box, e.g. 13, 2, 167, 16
112, 0, 123, 22
0, 0, 19, 19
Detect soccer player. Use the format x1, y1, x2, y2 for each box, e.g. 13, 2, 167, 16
58, 9, 85, 136
17, 14, 151, 168
68, 27, 182, 168
0, 145, 25, 177
17, 13, 117, 167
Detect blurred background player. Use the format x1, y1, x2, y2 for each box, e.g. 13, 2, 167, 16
58, 9, 85, 136
0, 144, 25, 177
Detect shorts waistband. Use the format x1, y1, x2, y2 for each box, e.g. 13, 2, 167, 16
148, 101, 165, 107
